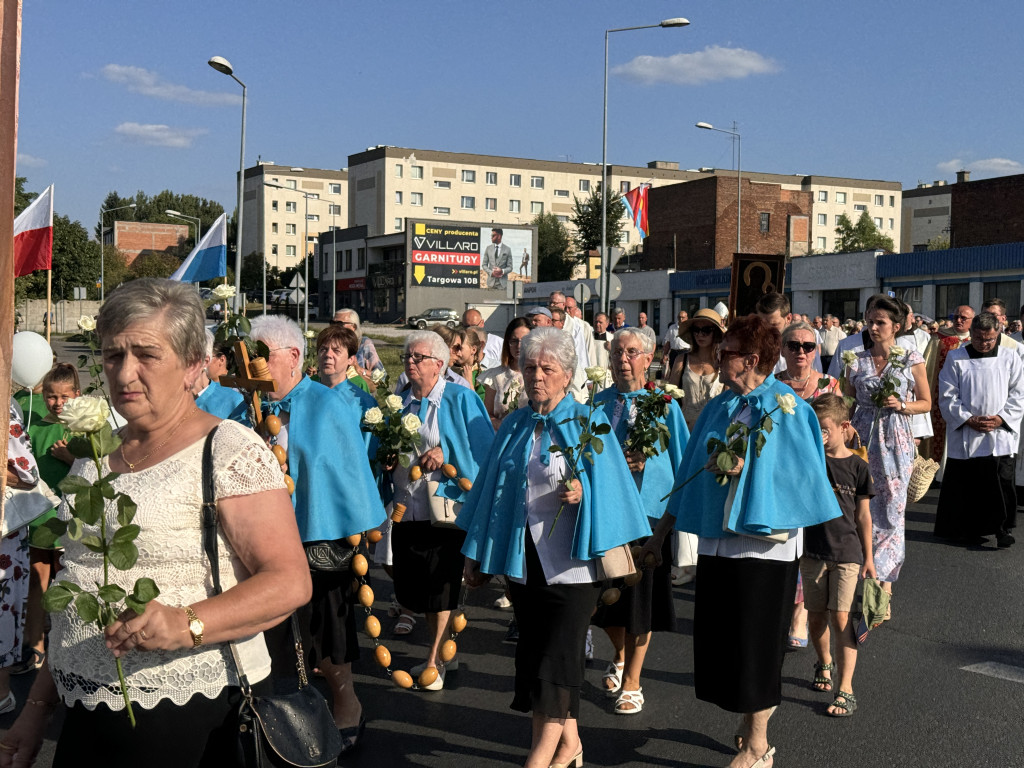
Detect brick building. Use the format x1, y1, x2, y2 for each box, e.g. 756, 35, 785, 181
105, 221, 190, 266
950, 171, 1024, 248
643, 176, 813, 271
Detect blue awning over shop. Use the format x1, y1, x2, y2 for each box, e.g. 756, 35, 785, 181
877, 242, 1024, 279
670, 268, 731, 292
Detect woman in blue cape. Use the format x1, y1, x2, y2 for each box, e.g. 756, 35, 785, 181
460, 327, 650, 768
592, 327, 689, 718
642, 315, 841, 768
314, 324, 378, 459
250, 315, 385, 754
389, 330, 494, 691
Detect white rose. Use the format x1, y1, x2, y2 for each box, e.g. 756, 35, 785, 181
370, 368, 387, 384
385, 394, 404, 411
212, 284, 236, 300
841, 351, 857, 367
889, 345, 906, 359
401, 413, 422, 435
363, 407, 383, 426
775, 393, 797, 416
585, 366, 606, 383
59, 395, 110, 433
77, 315, 96, 332
663, 383, 683, 398
304, 329, 315, 339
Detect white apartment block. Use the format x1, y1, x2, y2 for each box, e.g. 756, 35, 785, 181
241, 163, 348, 271
803, 176, 902, 254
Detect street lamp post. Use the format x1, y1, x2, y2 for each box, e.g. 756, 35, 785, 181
601, 17, 689, 314
696, 122, 742, 254
97, 202, 136, 301
164, 209, 201, 245
208, 56, 246, 313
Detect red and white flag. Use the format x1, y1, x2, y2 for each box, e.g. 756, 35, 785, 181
13, 184, 54, 277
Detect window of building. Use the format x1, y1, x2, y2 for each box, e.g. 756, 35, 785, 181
286, 180, 297, 190
835, 215, 843, 225
937, 283, 970, 319
485, 198, 497, 211
271, 223, 278, 234
759, 212, 771, 233
510, 174, 521, 187
836, 192, 846, 204
984, 281, 1020, 316
554, 189, 569, 198
345, 249, 353, 271
434, 180, 451, 189
817, 213, 827, 226
328, 204, 341, 215
888, 218, 895, 229
286, 201, 297, 213
357, 248, 365, 269
530, 176, 544, 189
395, 218, 402, 231
286, 245, 296, 256
461, 196, 475, 209
874, 195, 884, 206
818, 190, 828, 202
620, 181, 631, 194
579, 179, 591, 192
854, 204, 866, 212
816, 236, 828, 250
271, 244, 278, 256
873, 217, 882, 228
822, 288, 860, 320
433, 206, 450, 215
307, 214, 319, 222
329, 183, 342, 194
623, 232, 630, 243
410, 165, 423, 179
462, 170, 476, 183
485, 171, 497, 185
395, 191, 402, 204
531, 201, 543, 214
889, 195, 896, 207
271, 200, 278, 211
286, 223, 296, 235
557, 215, 569, 223
394, 165, 403, 178
509, 200, 521, 213
307, 193, 319, 199
410, 192, 423, 206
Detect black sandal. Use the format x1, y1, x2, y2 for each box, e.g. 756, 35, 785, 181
811, 662, 834, 692
828, 690, 857, 717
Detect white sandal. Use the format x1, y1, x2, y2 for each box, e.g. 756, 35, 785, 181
602, 661, 624, 697
614, 687, 644, 715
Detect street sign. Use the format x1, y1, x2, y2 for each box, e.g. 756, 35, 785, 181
287, 274, 305, 289
505, 280, 524, 301
73, 287, 87, 300
608, 273, 622, 300
572, 282, 592, 306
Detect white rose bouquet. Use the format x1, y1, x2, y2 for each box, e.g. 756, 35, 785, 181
362, 394, 423, 470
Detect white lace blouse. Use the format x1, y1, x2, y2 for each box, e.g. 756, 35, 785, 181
49, 420, 287, 711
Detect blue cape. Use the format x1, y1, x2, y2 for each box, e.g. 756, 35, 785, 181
415, 383, 495, 503
195, 381, 249, 425
332, 379, 379, 458
594, 386, 690, 521
667, 375, 841, 538
458, 394, 651, 578
264, 376, 385, 541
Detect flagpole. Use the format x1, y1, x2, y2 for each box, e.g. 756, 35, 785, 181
45, 269, 52, 343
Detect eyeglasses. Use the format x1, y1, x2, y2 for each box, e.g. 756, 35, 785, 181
400, 353, 441, 365
716, 349, 751, 362
330, 320, 356, 328
611, 349, 647, 360
784, 341, 816, 354
953, 314, 973, 322
691, 325, 716, 336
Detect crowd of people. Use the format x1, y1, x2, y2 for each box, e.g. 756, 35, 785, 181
1, 279, 1020, 768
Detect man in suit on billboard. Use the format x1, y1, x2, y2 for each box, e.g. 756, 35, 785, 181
481, 228, 513, 289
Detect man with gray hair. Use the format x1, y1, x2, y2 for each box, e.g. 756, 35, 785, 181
462, 307, 503, 369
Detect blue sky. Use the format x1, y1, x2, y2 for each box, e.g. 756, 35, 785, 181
16, 0, 1024, 233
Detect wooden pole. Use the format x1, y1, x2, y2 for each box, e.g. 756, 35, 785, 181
0, 0, 24, 532
45, 269, 51, 342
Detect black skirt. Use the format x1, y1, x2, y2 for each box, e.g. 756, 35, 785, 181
693, 554, 798, 713
392, 520, 466, 613
508, 534, 601, 719
591, 533, 675, 634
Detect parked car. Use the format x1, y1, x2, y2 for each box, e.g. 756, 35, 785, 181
407, 307, 459, 329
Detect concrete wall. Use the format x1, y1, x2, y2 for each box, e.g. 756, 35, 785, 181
790, 250, 882, 317
16, 299, 103, 334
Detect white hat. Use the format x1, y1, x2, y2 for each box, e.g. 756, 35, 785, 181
713, 301, 729, 320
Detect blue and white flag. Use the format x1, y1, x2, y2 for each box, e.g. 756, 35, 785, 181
170, 213, 226, 282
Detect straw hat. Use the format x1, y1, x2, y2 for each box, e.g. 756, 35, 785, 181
677, 307, 727, 347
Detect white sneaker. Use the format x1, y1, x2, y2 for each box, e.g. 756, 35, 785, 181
493, 594, 513, 610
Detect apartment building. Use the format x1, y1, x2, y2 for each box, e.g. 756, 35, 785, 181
901, 181, 952, 252
804, 175, 902, 253
240, 163, 348, 270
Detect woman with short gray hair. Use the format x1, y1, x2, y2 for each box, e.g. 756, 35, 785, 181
332, 307, 385, 378
460, 327, 650, 768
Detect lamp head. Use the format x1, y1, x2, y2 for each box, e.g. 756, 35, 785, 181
165, 209, 181, 216
660, 17, 690, 27
208, 56, 234, 76
696, 122, 713, 130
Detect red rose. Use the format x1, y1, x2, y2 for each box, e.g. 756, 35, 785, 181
15, 457, 29, 470
645, 381, 656, 391
9, 424, 22, 438
0, 555, 11, 569
663, 394, 672, 402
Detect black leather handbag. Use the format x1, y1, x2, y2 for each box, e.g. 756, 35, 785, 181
200, 428, 343, 768
303, 539, 355, 572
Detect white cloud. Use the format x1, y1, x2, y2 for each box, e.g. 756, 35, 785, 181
937, 157, 1022, 175
115, 122, 208, 149
613, 45, 781, 86
102, 64, 241, 106
16, 152, 46, 168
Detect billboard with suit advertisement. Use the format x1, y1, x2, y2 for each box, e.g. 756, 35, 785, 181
408, 221, 534, 290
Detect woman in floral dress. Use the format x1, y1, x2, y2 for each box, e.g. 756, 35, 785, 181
845, 297, 930, 607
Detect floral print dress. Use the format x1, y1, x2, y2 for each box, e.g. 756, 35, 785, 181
2, 401, 35, 667
847, 348, 924, 582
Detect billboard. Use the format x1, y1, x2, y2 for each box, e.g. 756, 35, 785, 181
409, 221, 534, 290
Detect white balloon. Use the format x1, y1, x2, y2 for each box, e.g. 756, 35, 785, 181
11, 332, 54, 389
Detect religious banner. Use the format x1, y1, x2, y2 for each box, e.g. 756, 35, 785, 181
728, 253, 787, 320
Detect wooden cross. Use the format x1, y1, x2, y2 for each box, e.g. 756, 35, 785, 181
219, 340, 278, 430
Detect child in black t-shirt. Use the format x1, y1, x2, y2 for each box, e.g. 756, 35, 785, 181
802, 394, 875, 717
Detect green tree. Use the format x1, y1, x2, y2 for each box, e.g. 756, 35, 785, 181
15, 176, 36, 215
834, 211, 895, 253
570, 184, 625, 255
128, 251, 179, 280
532, 212, 574, 282
927, 235, 951, 250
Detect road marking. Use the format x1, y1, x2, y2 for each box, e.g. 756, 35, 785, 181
962, 662, 1024, 684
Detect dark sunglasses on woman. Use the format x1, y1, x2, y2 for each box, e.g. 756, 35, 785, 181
691, 325, 716, 336
784, 341, 816, 354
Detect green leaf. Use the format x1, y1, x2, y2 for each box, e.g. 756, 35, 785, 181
108, 540, 139, 571
397, 454, 410, 468
237, 316, 251, 335
75, 487, 105, 525
73, 593, 100, 624
754, 432, 768, 457
67, 517, 84, 541
716, 451, 737, 473
112, 524, 140, 545
254, 340, 270, 360
715, 474, 730, 486
77, 354, 88, 368
80, 535, 106, 554
58, 475, 93, 494
124, 597, 147, 615
93, 425, 122, 457
42, 586, 74, 612
762, 416, 774, 434
66, 436, 94, 459
100, 603, 119, 627
98, 584, 127, 603
725, 422, 743, 438
55, 580, 82, 594
592, 423, 611, 435
31, 518, 68, 548
97, 480, 117, 500
116, 495, 137, 526
131, 577, 160, 603
590, 436, 604, 453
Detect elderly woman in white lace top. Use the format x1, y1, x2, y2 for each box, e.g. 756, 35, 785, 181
0, 279, 311, 768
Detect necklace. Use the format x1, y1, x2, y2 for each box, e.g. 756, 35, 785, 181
120, 406, 199, 472
785, 373, 812, 384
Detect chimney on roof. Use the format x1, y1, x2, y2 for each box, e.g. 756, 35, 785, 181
648, 160, 679, 170
956, 169, 971, 184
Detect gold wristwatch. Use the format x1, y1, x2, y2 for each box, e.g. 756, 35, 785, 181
184, 605, 205, 647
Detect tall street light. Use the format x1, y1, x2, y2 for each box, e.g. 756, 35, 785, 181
208, 56, 246, 313
601, 17, 689, 314
696, 121, 742, 255
98, 202, 136, 301
165, 209, 201, 244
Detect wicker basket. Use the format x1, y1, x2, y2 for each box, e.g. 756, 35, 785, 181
907, 452, 939, 503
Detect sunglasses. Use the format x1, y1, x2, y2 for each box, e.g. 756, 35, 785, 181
785, 341, 816, 354
717, 349, 751, 362
691, 325, 716, 336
